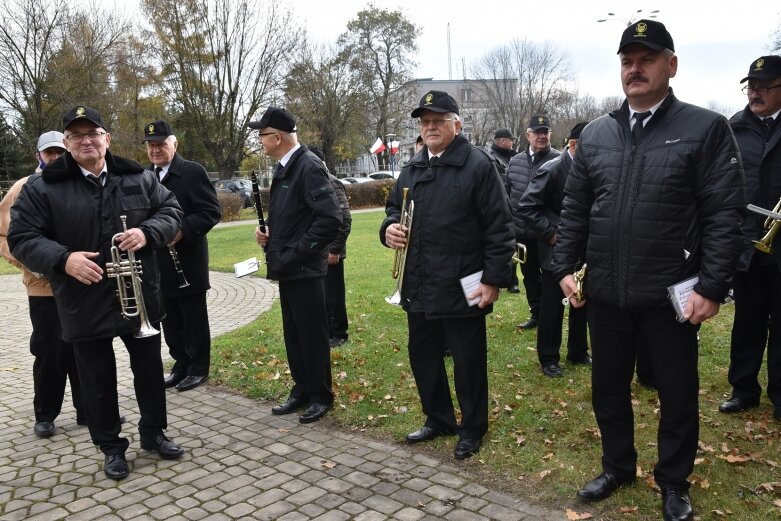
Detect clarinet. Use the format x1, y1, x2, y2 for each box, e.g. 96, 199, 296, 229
168, 245, 190, 288
250, 170, 267, 257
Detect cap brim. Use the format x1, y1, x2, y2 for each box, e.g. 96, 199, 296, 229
247, 121, 265, 129
411, 106, 450, 118
142, 135, 168, 143
65, 117, 104, 130
617, 41, 666, 54
740, 72, 779, 83
529, 126, 550, 131
37, 141, 66, 152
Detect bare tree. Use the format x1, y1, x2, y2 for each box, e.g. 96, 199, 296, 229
143, 0, 299, 178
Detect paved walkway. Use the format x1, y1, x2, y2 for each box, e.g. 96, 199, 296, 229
0, 272, 563, 520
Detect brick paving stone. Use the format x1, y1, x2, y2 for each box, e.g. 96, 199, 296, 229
0, 271, 561, 521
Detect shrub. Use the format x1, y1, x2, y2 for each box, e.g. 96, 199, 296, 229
217, 192, 244, 221
344, 179, 393, 209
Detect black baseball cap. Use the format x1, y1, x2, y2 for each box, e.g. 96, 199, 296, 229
411, 90, 460, 118
741, 55, 781, 83
617, 19, 675, 54
567, 122, 589, 140
528, 115, 551, 131
248, 107, 297, 132
494, 128, 515, 139
63, 106, 107, 131
142, 120, 174, 143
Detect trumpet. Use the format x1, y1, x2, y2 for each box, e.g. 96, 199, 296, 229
562, 263, 587, 306
751, 198, 781, 254
106, 215, 160, 338
168, 245, 190, 288
512, 243, 527, 265
386, 187, 414, 306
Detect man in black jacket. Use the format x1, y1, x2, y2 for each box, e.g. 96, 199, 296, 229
506, 116, 560, 329
8, 106, 185, 481
552, 22, 745, 521
719, 55, 781, 421
251, 107, 341, 424
144, 121, 221, 392
381, 90, 515, 460
519, 122, 590, 378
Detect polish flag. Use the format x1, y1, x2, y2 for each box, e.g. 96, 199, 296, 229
369, 137, 385, 154
389, 140, 400, 154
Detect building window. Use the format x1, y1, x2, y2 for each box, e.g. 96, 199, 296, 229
460, 89, 474, 102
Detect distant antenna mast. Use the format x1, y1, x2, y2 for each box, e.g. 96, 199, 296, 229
462, 57, 466, 80
447, 23, 452, 80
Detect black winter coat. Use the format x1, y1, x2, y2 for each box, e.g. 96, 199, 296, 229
265, 145, 341, 281
506, 145, 560, 240
380, 134, 515, 318
155, 153, 221, 297
552, 91, 745, 308
8, 150, 182, 342
729, 106, 781, 271
327, 173, 352, 259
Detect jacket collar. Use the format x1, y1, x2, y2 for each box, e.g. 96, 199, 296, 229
43, 149, 145, 183
612, 87, 678, 128
273, 145, 309, 179
149, 153, 184, 179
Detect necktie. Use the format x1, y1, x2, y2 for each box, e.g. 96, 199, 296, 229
87, 173, 105, 189
763, 117, 775, 137
430, 156, 438, 168
155, 166, 163, 181
632, 111, 652, 142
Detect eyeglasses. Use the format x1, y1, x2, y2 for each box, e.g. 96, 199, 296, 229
742, 84, 781, 95
419, 117, 454, 127
64, 131, 107, 143
258, 132, 279, 137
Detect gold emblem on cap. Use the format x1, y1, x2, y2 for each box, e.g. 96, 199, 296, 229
538, 116, 545, 124
635, 22, 647, 36
424, 93, 434, 106
754, 58, 765, 71
148, 124, 155, 134
76, 107, 86, 117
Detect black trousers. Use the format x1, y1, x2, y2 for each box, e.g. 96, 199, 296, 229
728, 257, 781, 407
28, 296, 83, 423
73, 332, 167, 455
162, 291, 212, 376
536, 269, 588, 366
407, 312, 488, 438
279, 277, 333, 405
588, 301, 699, 490
326, 259, 348, 340
519, 239, 542, 319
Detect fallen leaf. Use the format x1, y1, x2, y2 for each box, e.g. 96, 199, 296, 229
564, 509, 593, 520
322, 460, 336, 469
619, 506, 638, 513
277, 428, 290, 433
539, 469, 553, 479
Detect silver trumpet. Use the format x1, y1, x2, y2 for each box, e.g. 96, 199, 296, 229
106, 215, 160, 338
512, 242, 527, 265
168, 245, 191, 288
386, 187, 414, 305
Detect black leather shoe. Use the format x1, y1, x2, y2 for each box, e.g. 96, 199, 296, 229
661, 488, 693, 521
271, 396, 308, 415
541, 364, 564, 378
454, 437, 482, 460
104, 453, 129, 480
718, 396, 759, 413
34, 421, 55, 438
567, 354, 592, 365
164, 372, 186, 388
577, 472, 635, 502
517, 318, 538, 329
299, 403, 331, 424
140, 434, 184, 460
329, 336, 347, 348
507, 285, 520, 294
406, 426, 451, 444
176, 375, 209, 391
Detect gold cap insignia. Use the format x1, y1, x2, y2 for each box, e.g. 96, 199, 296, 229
424, 93, 434, 105
754, 58, 765, 71
538, 116, 545, 124
635, 22, 647, 36
148, 124, 155, 134
76, 107, 86, 117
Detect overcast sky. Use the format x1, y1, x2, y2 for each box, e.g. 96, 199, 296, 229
287, 0, 780, 116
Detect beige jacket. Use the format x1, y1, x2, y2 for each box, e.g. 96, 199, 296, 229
0, 176, 53, 297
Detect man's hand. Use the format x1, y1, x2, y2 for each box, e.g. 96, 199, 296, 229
328, 252, 340, 265
255, 226, 269, 247
468, 283, 500, 309
65, 251, 103, 285
559, 274, 586, 308
385, 223, 407, 249
168, 230, 183, 247
683, 291, 719, 324
116, 228, 147, 252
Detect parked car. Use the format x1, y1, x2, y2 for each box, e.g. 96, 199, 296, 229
368, 170, 399, 180
339, 177, 358, 185
213, 179, 252, 208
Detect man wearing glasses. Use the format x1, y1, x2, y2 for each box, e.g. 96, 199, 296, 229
720, 55, 781, 422
381, 90, 514, 460
8, 106, 184, 480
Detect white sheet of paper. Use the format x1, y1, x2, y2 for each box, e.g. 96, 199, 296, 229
460, 270, 483, 307
667, 275, 698, 322
234, 257, 259, 278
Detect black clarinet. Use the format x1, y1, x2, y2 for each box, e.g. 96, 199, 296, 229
168, 246, 190, 288
250, 171, 267, 255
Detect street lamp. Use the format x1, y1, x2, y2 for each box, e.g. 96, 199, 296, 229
386, 133, 396, 177
597, 9, 660, 26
